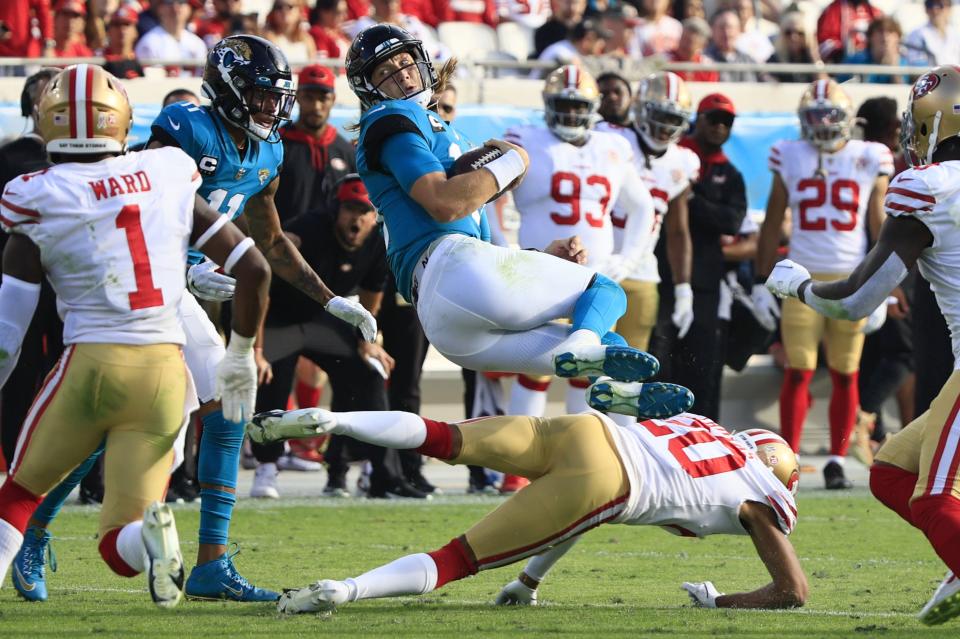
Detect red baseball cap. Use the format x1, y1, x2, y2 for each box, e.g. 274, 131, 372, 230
298, 64, 335, 92
56, 0, 87, 15
108, 6, 139, 25
697, 93, 736, 116
337, 176, 374, 210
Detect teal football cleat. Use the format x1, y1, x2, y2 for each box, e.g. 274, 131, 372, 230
185, 547, 280, 602
554, 345, 659, 382
12, 526, 57, 602
588, 378, 694, 419
246, 408, 338, 445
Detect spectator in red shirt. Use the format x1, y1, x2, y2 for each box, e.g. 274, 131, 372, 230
194, 0, 245, 48
0, 0, 54, 58
52, 0, 93, 58
433, 0, 499, 26
310, 0, 351, 60
401, 0, 440, 26
816, 0, 883, 63
666, 16, 718, 81
101, 6, 145, 79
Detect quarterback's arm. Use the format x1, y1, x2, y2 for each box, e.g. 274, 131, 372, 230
794, 215, 930, 320
191, 195, 271, 339
714, 501, 807, 609
0, 235, 43, 387
664, 187, 692, 284
756, 172, 788, 278
867, 175, 889, 242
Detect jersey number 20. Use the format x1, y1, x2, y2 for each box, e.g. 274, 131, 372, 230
116, 204, 164, 310
640, 419, 747, 478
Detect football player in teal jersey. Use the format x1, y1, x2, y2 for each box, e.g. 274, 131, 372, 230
349, 25, 692, 416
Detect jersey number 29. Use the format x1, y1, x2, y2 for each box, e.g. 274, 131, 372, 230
797, 178, 860, 231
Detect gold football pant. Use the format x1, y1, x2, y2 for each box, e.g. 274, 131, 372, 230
11, 343, 187, 535
615, 279, 658, 351
780, 272, 866, 373
450, 414, 629, 570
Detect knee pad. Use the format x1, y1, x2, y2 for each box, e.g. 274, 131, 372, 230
869, 464, 918, 527
98, 528, 139, 577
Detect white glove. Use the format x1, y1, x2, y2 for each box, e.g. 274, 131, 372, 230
766, 259, 812, 299
597, 255, 632, 283
187, 260, 236, 302
750, 284, 781, 332
862, 299, 891, 335
495, 579, 538, 606
216, 331, 258, 423
325, 296, 378, 343
672, 283, 694, 339
681, 581, 724, 608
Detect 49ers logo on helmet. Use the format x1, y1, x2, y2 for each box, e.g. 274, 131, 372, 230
913, 72, 941, 100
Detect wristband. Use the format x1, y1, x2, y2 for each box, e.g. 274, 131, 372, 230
484, 149, 525, 192
228, 330, 255, 353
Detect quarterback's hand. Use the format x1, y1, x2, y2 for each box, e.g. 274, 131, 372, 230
750, 284, 781, 332
597, 255, 632, 283
484, 138, 530, 173
495, 579, 538, 606
672, 283, 694, 339
766, 259, 811, 299
681, 581, 724, 608
187, 260, 236, 302
545, 236, 588, 264
216, 333, 258, 423
862, 299, 890, 335
325, 296, 378, 343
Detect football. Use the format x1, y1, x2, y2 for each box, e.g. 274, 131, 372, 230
450, 145, 523, 201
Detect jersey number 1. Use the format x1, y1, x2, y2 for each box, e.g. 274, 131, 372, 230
116, 205, 164, 310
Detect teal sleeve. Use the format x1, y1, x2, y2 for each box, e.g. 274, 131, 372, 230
380, 132, 445, 193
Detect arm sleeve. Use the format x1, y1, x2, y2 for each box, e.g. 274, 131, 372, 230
688, 166, 748, 236
380, 132, 445, 193
0, 275, 41, 389
0, 177, 42, 237
873, 142, 895, 177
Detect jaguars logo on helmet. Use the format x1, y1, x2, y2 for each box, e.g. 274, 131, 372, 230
346, 24, 438, 110
201, 35, 295, 142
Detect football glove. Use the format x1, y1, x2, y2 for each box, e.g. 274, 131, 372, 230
750, 284, 781, 332
766, 259, 812, 299
672, 283, 694, 339
681, 581, 724, 608
495, 579, 538, 606
187, 260, 236, 302
325, 296, 378, 343
216, 332, 258, 423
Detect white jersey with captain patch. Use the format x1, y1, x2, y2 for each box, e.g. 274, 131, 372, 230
884, 162, 960, 367
600, 412, 798, 537
769, 138, 893, 273
0, 147, 202, 346
596, 121, 700, 283
505, 125, 651, 266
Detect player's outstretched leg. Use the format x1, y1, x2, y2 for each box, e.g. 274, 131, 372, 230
141, 502, 186, 609
11, 441, 104, 601
185, 407, 279, 602
586, 377, 695, 419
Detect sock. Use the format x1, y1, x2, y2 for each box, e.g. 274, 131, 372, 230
571, 274, 627, 339
344, 552, 439, 601
509, 376, 550, 417
0, 480, 42, 533
414, 418, 455, 460
829, 455, 845, 466
33, 440, 106, 526
336, 411, 428, 450
98, 525, 141, 577
0, 518, 24, 586
565, 379, 591, 413
828, 370, 859, 457
116, 520, 147, 572
295, 380, 321, 409
198, 409, 243, 547
869, 464, 919, 527
428, 537, 477, 588
779, 368, 814, 452
911, 495, 960, 575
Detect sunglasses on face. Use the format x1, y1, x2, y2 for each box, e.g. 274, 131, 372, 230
783, 28, 804, 35
705, 111, 735, 127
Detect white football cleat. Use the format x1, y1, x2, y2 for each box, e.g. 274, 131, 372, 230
141, 501, 185, 609
495, 579, 538, 606
246, 408, 337, 444
277, 579, 350, 614
919, 571, 960, 625
250, 463, 280, 499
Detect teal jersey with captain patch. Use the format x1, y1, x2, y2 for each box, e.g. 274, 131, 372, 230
152, 102, 284, 264
356, 99, 489, 302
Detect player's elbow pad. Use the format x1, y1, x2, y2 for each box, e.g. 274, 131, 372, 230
805, 252, 907, 321
0, 276, 41, 387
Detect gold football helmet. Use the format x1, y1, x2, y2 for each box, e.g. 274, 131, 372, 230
633, 71, 692, 152
542, 64, 599, 143
902, 65, 960, 167
798, 78, 853, 152
734, 429, 801, 495
37, 64, 132, 155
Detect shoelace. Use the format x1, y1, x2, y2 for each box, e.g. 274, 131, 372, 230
21, 533, 57, 577
223, 546, 254, 592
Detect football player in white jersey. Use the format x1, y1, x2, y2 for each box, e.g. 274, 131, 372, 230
756, 79, 893, 490
246, 407, 806, 613
595, 72, 699, 354
504, 65, 657, 424
0, 65, 270, 607
766, 66, 960, 626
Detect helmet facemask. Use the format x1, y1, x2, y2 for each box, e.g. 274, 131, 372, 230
799, 104, 852, 152
240, 84, 296, 141
353, 40, 438, 109
635, 99, 690, 152
545, 96, 596, 143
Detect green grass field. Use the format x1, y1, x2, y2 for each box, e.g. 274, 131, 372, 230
0, 490, 956, 638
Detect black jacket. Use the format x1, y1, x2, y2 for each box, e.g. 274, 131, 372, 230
275, 124, 356, 224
